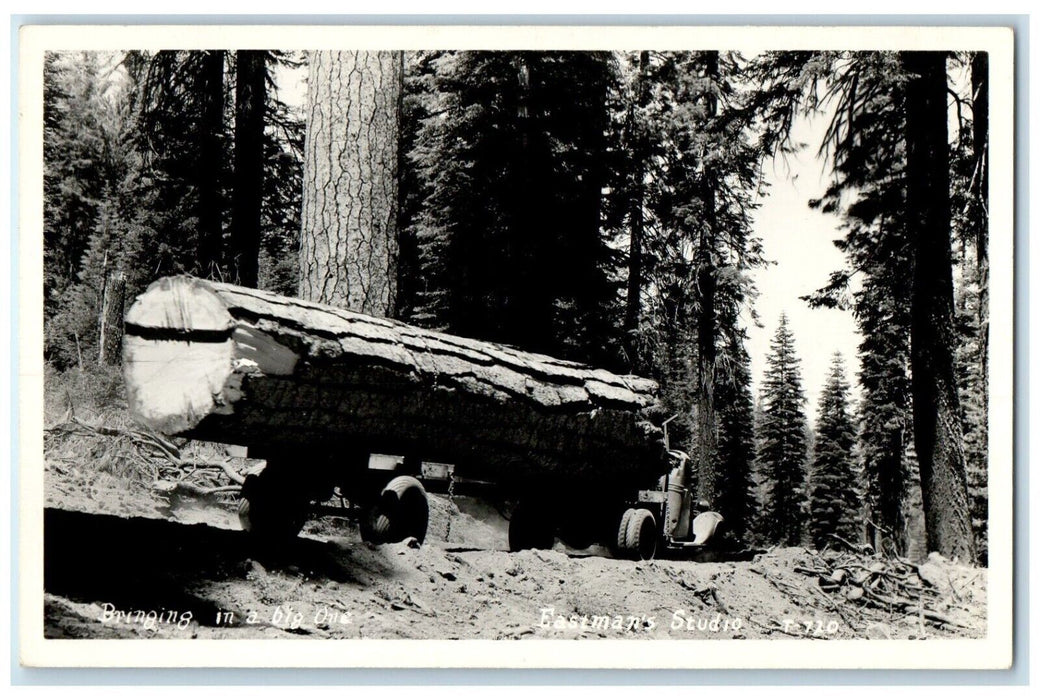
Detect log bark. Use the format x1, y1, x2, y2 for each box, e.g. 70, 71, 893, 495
123, 276, 670, 486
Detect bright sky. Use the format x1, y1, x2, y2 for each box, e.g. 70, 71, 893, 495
746, 110, 862, 421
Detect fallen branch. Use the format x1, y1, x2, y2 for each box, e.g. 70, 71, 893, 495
826, 533, 874, 554
154, 481, 242, 498
861, 589, 971, 630
47, 416, 246, 496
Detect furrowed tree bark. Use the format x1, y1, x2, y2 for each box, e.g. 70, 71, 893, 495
230, 50, 267, 288
123, 276, 670, 487
97, 269, 125, 365
901, 51, 976, 562
299, 51, 403, 315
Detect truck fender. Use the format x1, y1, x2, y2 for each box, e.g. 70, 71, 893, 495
691, 511, 724, 546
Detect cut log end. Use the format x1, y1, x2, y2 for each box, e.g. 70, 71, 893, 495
123, 277, 236, 435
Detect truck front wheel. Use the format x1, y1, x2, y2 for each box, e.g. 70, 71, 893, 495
616, 508, 657, 561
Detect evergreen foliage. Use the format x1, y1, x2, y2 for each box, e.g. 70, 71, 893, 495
41, 49, 989, 560
751, 50, 985, 560
611, 51, 766, 506
758, 313, 809, 546
714, 331, 758, 545
407, 51, 621, 367
809, 353, 863, 549
43, 50, 304, 369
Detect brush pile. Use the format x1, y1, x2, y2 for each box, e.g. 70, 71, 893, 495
791, 545, 986, 634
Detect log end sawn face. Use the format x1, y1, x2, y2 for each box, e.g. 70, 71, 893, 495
123, 276, 249, 434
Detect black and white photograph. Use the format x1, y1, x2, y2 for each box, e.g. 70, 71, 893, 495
17, 24, 1015, 669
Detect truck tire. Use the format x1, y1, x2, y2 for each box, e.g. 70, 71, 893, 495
508, 500, 555, 552
238, 472, 309, 542
612, 508, 636, 556
361, 476, 429, 545
623, 508, 657, 561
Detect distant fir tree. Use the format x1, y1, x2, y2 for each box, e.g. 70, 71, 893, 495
714, 330, 758, 545
758, 313, 809, 546
407, 51, 621, 367
44, 53, 119, 320
809, 353, 863, 549
43, 51, 140, 368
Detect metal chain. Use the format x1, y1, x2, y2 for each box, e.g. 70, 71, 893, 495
444, 469, 456, 542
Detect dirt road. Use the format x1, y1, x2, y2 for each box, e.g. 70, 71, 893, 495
42, 471, 986, 641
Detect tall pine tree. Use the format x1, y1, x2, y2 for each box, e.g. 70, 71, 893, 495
614, 51, 766, 508
809, 352, 862, 549
758, 313, 809, 546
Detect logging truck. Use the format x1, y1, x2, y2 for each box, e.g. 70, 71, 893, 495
122, 275, 723, 560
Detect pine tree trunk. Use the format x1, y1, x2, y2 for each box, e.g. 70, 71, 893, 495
695, 51, 720, 506
299, 51, 403, 314
230, 50, 267, 288
624, 51, 649, 373
197, 50, 225, 278
97, 269, 125, 365
901, 51, 976, 562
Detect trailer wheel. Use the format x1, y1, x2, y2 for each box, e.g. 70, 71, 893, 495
238, 472, 309, 541
623, 508, 657, 561
361, 476, 429, 545
508, 500, 555, 552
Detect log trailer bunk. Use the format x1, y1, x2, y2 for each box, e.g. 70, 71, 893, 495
123, 276, 724, 561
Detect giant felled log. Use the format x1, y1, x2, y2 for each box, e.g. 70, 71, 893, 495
123, 276, 670, 487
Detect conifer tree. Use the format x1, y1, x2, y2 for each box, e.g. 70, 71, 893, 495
809, 353, 862, 548
619, 51, 766, 505
751, 50, 980, 561
43, 52, 137, 368
714, 330, 758, 544
758, 313, 809, 546
407, 51, 620, 365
